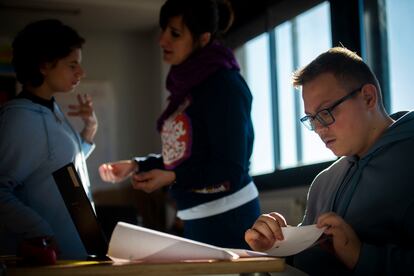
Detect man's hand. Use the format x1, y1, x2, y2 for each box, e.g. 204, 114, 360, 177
245, 212, 287, 252
317, 212, 361, 269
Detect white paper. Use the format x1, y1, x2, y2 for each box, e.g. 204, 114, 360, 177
107, 222, 239, 262
107, 222, 324, 263
265, 224, 325, 256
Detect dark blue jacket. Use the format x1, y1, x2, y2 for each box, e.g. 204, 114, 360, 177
138, 68, 254, 211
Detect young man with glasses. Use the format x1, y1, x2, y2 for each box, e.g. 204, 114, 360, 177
245, 47, 414, 275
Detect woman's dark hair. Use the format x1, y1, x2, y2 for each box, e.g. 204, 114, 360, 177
12, 19, 85, 87
159, 0, 234, 41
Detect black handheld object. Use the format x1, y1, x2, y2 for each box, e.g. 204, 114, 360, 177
52, 163, 108, 259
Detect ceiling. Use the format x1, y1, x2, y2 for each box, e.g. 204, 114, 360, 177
0, 0, 166, 34
0, 0, 271, 36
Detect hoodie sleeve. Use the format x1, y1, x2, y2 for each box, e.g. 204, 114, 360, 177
80, 138, 96, 159
135, 154, 165, 171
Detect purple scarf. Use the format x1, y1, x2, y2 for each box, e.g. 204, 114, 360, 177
157, 41, 240, 131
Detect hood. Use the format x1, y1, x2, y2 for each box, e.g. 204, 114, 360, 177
363, 110, 414, 159
0, 98, 51, 115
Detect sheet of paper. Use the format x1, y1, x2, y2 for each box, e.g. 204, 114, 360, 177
265, 224, 325, 256
107, 222, 239, 263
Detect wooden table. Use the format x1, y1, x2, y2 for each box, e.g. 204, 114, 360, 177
5, 257, 285, 276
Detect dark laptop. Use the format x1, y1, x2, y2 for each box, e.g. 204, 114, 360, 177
52, 163, 109, 259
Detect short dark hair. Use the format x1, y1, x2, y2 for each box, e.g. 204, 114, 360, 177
159, 0, 234, 41
293, 47, 381, 94
12, 19, 85, 87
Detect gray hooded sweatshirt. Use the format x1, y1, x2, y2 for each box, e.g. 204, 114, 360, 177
294, 111, 414, 275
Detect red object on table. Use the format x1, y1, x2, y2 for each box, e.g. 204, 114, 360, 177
19, 236, 57, 266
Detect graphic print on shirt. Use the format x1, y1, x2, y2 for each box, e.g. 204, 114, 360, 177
161, 101, 192, 169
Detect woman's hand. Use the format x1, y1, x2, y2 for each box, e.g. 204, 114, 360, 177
67, 93, 98, 143
245, 212, 287, 252
317, 212, 361, 269
131, 169, 176, 193
99, 160, 137, 183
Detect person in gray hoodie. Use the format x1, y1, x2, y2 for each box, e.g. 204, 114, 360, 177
0, 19, 98, 260
245, 46, 414, 275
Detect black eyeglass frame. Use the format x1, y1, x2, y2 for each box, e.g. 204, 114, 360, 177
300, 86, 363, 131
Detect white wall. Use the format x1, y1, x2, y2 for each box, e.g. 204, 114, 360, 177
79, 30, 164, 205
82, 30, 162, 158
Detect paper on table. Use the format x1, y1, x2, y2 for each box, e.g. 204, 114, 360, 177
107, 222, 239, 263
265, 224, 325, 256
107, 222, 323, 263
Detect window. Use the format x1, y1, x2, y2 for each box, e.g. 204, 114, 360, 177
385, 0, 414, 113
241, 34, 274, 175
237, 2, 333, 176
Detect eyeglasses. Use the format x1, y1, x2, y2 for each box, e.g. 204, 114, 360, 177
300, 86, 363, 131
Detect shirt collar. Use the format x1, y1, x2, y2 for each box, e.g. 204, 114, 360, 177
17, 90, 55, 111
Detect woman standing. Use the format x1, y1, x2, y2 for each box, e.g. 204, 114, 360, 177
100, 0, 260, 249
0, 19, 98, 260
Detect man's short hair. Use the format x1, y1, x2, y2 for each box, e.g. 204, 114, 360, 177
292, 47, 381, 94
